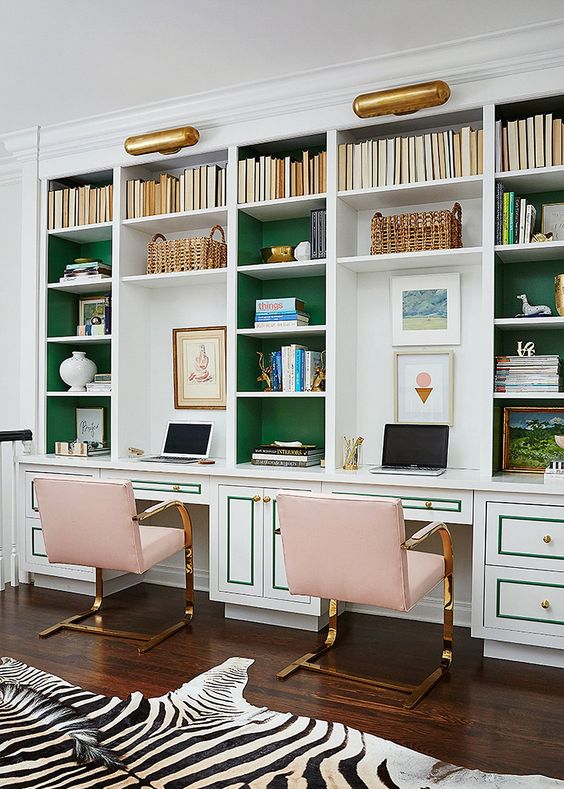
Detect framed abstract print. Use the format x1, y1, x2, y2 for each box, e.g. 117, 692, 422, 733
394, 351, 454, 425
390, 272, 460, 346
173, 326, 227, 409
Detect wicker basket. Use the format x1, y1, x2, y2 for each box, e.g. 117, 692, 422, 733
370, 202, 462, 255
146, 225, 227, 275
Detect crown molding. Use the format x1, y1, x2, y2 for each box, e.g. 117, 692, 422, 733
0, 127, 39, 169
2, 19, 564, 164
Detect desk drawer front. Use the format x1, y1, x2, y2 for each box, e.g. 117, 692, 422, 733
25, 469, 98, 519
23, 518, 94, 580
102, 469, 208, 503
325, 484, 472, 523
132, 479, 202, 496
485, 566, 564, 639
486, 502, 564, 571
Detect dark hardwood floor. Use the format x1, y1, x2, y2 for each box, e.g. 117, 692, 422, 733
1, 581, 563, 780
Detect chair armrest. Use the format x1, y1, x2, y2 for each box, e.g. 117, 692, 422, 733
136, 500, 186, 521
135, 500, 193, 548
402, 520, 453, 575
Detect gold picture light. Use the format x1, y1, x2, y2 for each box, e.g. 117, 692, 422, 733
353, 80, 451, 119
124, 126, 200, 156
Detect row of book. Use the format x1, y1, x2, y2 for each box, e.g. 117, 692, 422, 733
268, 345, 323, 392
337, 126, 483, 191
86, 373, 112, 394
126, 165, 226, 219
310, 208, 326, 259
255, 297, 309, 329
494, 355, 562, 393
496, 114, 564, 172
494, 185, 537, 246
60, 259, 111, 282
237, 150, 326, 204
251, 444, 323, 468
48, 184, 113, 230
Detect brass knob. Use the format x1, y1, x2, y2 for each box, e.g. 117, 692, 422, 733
252, 495, 261, 503
425, 501, 433, 509
263, 496, 271, 503
543, 535, 552, 544
541, 599, 551, 609
172, 485, 181, 492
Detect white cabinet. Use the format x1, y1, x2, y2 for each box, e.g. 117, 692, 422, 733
214, 482, 321, 615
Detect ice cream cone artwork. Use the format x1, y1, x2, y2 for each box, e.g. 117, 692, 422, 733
415, 371, 433, 403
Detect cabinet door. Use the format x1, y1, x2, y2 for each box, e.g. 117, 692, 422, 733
218, 485, 263, 597
262, 486, 315, 603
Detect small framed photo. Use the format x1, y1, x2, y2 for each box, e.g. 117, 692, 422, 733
79, 296, 105, 327
390, 273, 460, 346
173, 326, 227, 409
541, 202, 564, 241
76, 407, 105, 445
394, 351, 453, 425
503, 407, 564, 473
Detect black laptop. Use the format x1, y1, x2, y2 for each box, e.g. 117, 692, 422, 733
369, 424, 449, 476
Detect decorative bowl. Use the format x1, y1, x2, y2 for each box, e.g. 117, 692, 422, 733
260, 245, 295, 264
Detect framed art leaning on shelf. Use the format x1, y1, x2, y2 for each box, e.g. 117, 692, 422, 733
173, 326, 227, 409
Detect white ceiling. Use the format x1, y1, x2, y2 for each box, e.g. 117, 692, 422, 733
1, 0, 564, 135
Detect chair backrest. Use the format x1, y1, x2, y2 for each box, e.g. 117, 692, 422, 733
277, 491, 411, 610
34, 476, 145, 574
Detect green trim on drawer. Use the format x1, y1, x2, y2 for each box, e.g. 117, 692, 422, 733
131, 479, 201, 495
31, 481, 38, 512
496, 578, 564, 627
332, 490, 462, 512
271, 498, 289, 592
31, 527, 47, 559
497, 514, 564, 561
227, 495, 255, 586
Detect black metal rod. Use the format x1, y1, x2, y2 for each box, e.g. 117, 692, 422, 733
0, 430, 32, 443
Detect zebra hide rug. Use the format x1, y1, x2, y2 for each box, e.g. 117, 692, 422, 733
0, 656, 560, 788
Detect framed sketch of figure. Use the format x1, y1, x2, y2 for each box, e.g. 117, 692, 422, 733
173, 326, 227, 409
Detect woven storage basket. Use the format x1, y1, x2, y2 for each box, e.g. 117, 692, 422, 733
146, 224, 227, 274
370, 202, 462, 255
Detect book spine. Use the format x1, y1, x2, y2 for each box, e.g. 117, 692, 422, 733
508, 192, 515, 244
495, 182, 504, 246
502, 191, 510, 245
513, 196, 520, 246
250, 458, 321, 467
253, 447, 320, 456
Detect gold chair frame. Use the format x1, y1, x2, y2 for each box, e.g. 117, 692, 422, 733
38, 500, 194, 654
276, 521, 453, 709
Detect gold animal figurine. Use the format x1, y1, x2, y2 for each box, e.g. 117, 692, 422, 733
311, 351, 326, 392
257, 351, 272, 391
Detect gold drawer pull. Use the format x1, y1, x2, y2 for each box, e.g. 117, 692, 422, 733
172, 485, 181, 492
543, 535, 552, 544
263, 496, 271, 503
252, 495, 261, 503
425, 501, 433, 509
541, 599, 551, 610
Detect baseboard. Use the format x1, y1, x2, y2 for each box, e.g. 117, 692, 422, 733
346, 594, 472, 628
225, 603, 328, 632
484, 639, 564, 669
33, 572, 142, 597
143, 564, 209, 593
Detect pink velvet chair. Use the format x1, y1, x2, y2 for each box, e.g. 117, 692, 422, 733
276, 491, 454, 708
33, 475, 194, 653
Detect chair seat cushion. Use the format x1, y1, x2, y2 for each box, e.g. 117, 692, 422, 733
406, 551, 445, 610
139, 525, 185, 573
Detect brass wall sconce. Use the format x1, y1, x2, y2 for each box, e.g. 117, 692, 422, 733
124, 126, 200, 156
353, 80, 451, 119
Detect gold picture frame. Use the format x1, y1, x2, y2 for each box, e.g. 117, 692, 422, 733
502, 407, 564, 473
173, 326, 227, 410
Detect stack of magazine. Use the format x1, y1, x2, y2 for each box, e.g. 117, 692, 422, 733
494, 354, 562, 393
251, 443, 324, 467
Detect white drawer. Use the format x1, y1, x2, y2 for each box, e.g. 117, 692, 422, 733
25, 468, 99, 519
484, 565, 564, 640
324, 483, 472, 524
102, 469, 209, 504
486, 502, 564, 571
23, 518, 94, 580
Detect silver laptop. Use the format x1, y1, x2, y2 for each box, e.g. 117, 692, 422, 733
140, 421, 214, 464
369, 424, 449, 477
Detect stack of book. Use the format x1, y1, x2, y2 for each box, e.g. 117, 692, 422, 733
125, 164, 227, 218
255, 297, 309, 329
495, 185, 537, 245
251, 444, 324, 467
269, 346, 323, 392
496, 114, 564, 172
48, 184, 113, 230
337, 126, 483, 190
60, 259, 111, 282
495, 355, 562, 393
310, 209, 326, 259
85, 374, 112, 394
238, 150, 326, 203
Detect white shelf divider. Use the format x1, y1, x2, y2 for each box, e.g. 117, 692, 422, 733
237, 260, 326, 280
46, 335, 112, 344
121, 269, 227, 288
495, 165, 564, 191
48, 222, 113, 243
122, 207, 227, 234
339, 247, 482, 272
494, 240, 564, 263
47, 391, 112, 397
237, 325, 326, 338
493, 392, 564, 399
494, 317, 564, 330
236, 391, 326, 397
337, 175, 482, 210
47, 278, 113, 295
238, 194, 326, 221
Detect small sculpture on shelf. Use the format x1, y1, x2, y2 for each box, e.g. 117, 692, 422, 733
516, 294, 552, 318
311, 350, 326, 392
256, 352, 272, 392
532, 232, 553, 243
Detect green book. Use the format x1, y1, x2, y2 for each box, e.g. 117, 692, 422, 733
502, 191, 510, 245
508, 192, 515, 244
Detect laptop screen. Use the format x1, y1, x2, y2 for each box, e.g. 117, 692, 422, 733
162, 422, 213, 457
382, 424, 449, 468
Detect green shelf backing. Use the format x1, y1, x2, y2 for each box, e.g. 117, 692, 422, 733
237, 334, 326, 392
46, 396, 111, 454
47, 344, 111, 392
496, 329, 564, 358
238, 273, 325, 329
238, 213, 314, 266
48, 237, 112, 284
47, 290, 110, 338
236, 397, 325, 464
495, 259, 564, 318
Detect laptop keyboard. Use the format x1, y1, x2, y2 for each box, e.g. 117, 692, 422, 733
370, 465, 445, 476
140, 456, 199, 464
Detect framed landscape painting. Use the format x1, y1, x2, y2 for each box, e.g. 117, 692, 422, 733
390, 272, 460, 346
503, 407, 564, 472
173, 326, 227, 409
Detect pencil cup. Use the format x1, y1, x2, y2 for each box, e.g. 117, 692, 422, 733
343, 436, 364, 470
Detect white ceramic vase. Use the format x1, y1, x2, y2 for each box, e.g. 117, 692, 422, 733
59, 351, 97, 392
294, 241, 311, 261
